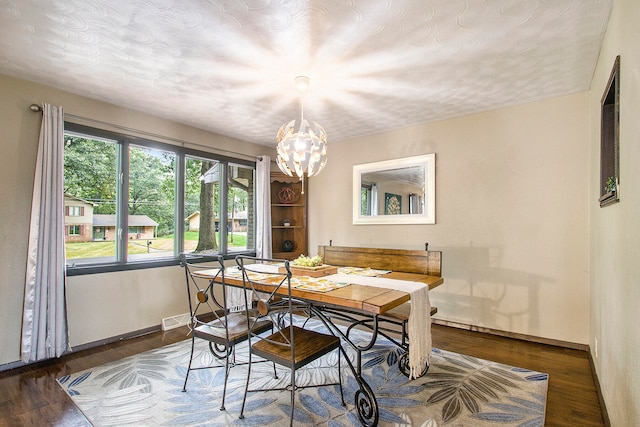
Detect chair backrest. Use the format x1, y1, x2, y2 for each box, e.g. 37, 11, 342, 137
180, 253, 229, 335
235, 256, 303, 353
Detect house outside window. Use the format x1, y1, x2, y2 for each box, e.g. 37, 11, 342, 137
63, 123, 256, 273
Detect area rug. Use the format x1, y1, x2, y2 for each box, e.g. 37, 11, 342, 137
58, 320, 548, 426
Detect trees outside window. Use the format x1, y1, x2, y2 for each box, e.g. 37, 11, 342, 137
63, 123, 256, 273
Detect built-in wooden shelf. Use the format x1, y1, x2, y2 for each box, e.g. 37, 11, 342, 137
270, 172, 308, 260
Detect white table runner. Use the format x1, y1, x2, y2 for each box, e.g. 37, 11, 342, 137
324, 273, 431, 379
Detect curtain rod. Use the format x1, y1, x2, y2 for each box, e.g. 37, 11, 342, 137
29, 104, 267, 162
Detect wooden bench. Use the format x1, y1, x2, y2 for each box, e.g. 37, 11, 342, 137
317, 245, 443, 330
317, 245, 442, 278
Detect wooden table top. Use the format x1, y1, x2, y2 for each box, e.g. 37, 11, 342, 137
197, 268, 444, 316
384, 271, 444, 290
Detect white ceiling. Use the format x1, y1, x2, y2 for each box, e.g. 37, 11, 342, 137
0, 0, 612, 147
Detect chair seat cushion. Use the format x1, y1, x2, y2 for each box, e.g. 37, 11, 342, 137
194, 312, 271, 345
251, 325, 340, 369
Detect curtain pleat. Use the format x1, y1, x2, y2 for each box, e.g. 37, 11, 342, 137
256, 155, 272, 258
21, 103, 70, 363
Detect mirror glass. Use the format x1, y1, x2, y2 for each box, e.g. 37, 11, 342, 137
353, 154, 435, 224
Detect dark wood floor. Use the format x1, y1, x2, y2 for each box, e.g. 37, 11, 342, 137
0, 324, 604, 426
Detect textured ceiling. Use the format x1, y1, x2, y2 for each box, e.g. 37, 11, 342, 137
0, 0, 611, 146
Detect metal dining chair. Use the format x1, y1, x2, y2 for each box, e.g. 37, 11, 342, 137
180, 253, 272, 411
235, 255, 345, 426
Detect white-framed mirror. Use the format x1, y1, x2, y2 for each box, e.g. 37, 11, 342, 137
353, 154, 435, 225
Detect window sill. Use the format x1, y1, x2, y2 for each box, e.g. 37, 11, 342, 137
66, 251, 255, 276
599, 190, 619, 207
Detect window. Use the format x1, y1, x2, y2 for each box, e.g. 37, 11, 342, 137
360, 184, 372, 216
63, 123, 256, 273
64, 132, 117, 264
599, 55, 620, 207
128, 144, 175, 261
67, 206, 83, 216
182, 158, 256, 256
184, 156, 221, 254
227, 163, 255, 254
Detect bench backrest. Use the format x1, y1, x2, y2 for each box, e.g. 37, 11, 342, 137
317, 245, 442, 277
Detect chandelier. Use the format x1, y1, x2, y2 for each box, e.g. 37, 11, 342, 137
276, 76, 327, 193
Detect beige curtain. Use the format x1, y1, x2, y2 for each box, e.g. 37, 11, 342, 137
256, 155, 272, 258
21, 103, 70, 363
227, 155, 271, 311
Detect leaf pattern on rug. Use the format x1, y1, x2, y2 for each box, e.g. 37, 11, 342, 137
75, 382, 158, 425
92, 344, 183, 393
471, 393, 547, 426
422, 349, 547, 425
58, 371, 92, 396
57, 320, 548, 426
355, 346, 431, 425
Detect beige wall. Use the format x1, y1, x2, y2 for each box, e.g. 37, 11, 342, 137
0, 73, 268, 366
309, 92, 590, 345
589, 0, 640, 425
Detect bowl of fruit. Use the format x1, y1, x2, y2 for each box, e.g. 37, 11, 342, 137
280, 255, 338, 277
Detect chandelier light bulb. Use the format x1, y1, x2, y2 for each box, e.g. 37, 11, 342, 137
295, 76, 310, 92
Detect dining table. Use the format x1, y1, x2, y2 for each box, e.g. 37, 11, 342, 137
194, 262, 444, 427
